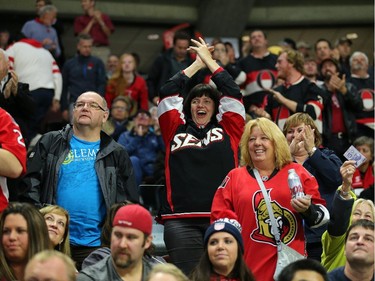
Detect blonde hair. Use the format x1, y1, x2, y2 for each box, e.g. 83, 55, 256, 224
40, 205, 71, 257
351, 199, 375, 222
26, 250, 76, 281
146, 263, 189, 281
108, 53, 136, 97
240, 118, 292, 168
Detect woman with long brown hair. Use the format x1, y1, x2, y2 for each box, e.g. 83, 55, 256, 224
105, 53, 148, 114
0, 203, 50, 281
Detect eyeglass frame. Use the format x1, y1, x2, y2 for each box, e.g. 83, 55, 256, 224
73, 101, 107, 112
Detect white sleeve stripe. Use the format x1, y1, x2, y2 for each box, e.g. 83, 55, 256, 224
310, 204, 330, 229
217, 96, 246, 122
157, 95, 184, 118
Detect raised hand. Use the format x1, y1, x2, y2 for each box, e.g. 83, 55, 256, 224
187, 37, 218, 73
301, 125, 315, 153
187, 37, 213, 64
340, 160, 356, 191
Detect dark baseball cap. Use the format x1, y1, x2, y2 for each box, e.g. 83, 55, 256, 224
337, 36, 352, 46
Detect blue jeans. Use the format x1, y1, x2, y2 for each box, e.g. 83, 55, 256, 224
130, 156, 143, 187
130, 156, 154, 187
163, 218, 210, 275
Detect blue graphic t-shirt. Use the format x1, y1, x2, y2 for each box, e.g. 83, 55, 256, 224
57, 135, 106, 247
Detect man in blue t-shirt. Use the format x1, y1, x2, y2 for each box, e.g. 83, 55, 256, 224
329, 219, 374, 281
21, 91, 138, 270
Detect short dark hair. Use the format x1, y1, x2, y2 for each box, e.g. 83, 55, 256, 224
135, 109, 151, 118
345, 219, 375, 243
77, 34, 92, 42
278, 259, 329, 281
319, 58, 341, 74
250, 29, 267, 39
183, 84, 220, 122
314, 38, 332, 51
173, 31, 190, 45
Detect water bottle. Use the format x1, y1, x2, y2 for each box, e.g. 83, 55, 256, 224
288, 169, 305, 199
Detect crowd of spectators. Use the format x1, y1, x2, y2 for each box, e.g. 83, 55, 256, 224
0, 0, 374, 280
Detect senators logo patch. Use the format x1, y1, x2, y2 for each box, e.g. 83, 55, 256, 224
359, 88, 374, 111
256, 70, 276, 90
250, 189, 297, 246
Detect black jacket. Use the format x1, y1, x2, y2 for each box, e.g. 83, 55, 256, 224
321, 82, 362, 143
20, 125, 138, 207
147, 48, 193, 102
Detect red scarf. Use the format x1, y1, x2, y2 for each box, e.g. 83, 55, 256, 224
352, 165, 374, 189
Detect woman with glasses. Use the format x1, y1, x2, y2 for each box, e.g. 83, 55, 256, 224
102, 96, 134, 141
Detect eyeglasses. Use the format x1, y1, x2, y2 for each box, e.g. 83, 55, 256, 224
214, 48, 226, 53
111, 106, 128, 112
74, 101, 107, 111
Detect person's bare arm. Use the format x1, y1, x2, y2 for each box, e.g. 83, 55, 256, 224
0, 149, 23, 178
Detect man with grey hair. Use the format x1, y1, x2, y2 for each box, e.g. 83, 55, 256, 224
348, 51, 374, 138
21, 4, 61, 59
20, 91, 138, 270
25, 250, 77, 281
34, 0, 65, 67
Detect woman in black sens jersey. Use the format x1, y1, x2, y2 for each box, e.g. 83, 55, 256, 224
157, 37, 246, 275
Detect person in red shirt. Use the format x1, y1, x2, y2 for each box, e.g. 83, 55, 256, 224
105, 53, 148, 113
319, 58, 363, 161
0, 107, 27, 212
211, 118, 329, 281
74, 0, 114, 63
352, 136, 374, 196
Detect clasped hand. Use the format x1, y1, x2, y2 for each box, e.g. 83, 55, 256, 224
3, 70, 18, 99
290, 125, 315, 155
328, 73, 346, 93
187, 37, 214, 68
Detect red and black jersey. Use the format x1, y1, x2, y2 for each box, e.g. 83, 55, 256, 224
265, 77, 324, 132
348, 76, 374, 131
0, 108, 27, 212
157, 68, 245, 220
211, 163, 328, 281
237, 53, 278, 110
